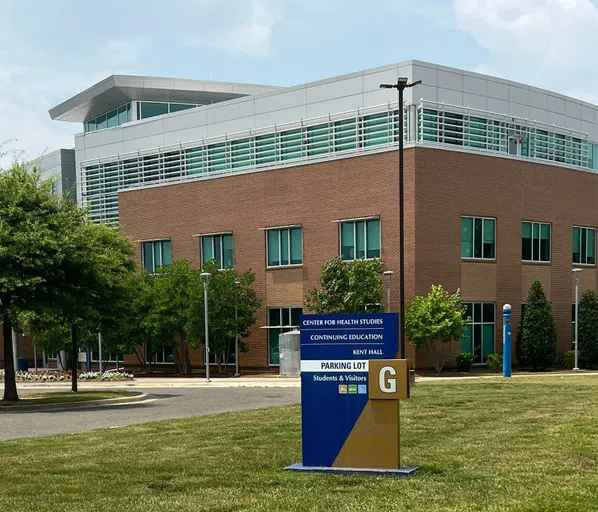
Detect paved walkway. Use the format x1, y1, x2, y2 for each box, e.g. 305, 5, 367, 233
5, 370, 598, 391
0, 386, 300, 441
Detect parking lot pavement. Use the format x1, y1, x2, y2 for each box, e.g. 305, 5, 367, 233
0, 386, 301, 442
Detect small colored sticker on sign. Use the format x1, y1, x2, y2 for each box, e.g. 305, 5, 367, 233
348, 384, 357, 394
338, 385, 348, 394
358, 384, 367, 394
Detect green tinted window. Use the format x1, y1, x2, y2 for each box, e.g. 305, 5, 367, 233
186, 147, 203, 175
169, 103, 196, 113
267, 230, 280, 266
139, 102, 169, 119
340, 219, 380, 261
231, 139, 251, 169
573, 226, 596, 265
256, 134, 277, 165
267, 227, 302, 267
461, 302, 494, 364
142, 240, 171, 273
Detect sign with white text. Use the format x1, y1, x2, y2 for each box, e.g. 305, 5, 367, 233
299, 313, 399, 468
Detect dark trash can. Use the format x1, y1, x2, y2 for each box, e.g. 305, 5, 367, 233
16, 356, 28, 372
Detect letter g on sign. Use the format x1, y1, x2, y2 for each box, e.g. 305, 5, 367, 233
379, 366, 397, 394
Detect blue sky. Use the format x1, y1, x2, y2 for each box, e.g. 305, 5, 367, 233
1, 0, 598, 166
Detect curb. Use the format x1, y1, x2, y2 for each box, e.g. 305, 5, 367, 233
0, 392, 149, 414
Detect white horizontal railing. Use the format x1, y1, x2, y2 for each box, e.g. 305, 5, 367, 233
418, 100, 591, 168
80, 102, 408, 223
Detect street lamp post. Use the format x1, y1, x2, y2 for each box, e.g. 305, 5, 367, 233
234, 280, 241, 377
200, 272, 212, 382
380, 78, 421, 359
573, 268, 582, 371
383, 271, 394, 313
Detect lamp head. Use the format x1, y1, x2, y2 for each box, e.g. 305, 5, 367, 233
200, 272, 211, 285
572, 268, 583, 273
383, 270, 394, 281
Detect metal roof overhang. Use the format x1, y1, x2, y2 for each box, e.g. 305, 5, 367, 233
49, 75, 281, 122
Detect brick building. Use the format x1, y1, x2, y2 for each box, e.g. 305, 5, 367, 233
38, 60, 598, 371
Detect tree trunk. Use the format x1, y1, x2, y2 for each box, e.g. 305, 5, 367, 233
2, 314, 19, 402
71, 323, 78, 392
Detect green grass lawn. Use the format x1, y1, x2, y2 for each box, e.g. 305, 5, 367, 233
0, 391, 137, 407
1, 376, 598, 511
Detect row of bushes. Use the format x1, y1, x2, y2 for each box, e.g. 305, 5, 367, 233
0, 370, 134, 382
456, 353, 503, 373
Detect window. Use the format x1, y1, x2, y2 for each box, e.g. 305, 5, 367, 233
522, 222, 550, 262
137, 102, 199, 121
267, 307, 302, 365
461, 217, 495, 259
146, 343, 174, 364
142, 240, 172, 273
340, 218, 380, 261
461, 302, 495, 364
201, 234, 233, 270
573, 226, 596, 265
266, 227, 302, 267
85, 103, 131, 132
92, 350, 121, 363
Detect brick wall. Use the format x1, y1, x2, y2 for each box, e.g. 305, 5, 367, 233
119, 151, 408, 370
413, 147, 598, 364
118, 146, 598, 371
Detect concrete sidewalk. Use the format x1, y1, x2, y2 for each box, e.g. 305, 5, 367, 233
3, 370, 598, 391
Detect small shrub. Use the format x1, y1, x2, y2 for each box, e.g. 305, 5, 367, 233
456, 352, 474, 373
486, 353, 503, 372
563, 350, 576, 370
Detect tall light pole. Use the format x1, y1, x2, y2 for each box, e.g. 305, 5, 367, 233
380, 78, 421, 359
234, 279, 241, 377
200, 272, 212, 382
383, 271, 394, 313
573, 268, 582, 371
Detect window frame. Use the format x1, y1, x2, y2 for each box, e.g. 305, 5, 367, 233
461, 215, 496, 260
145, 343, 175, 365
265, 225, 303, 269
338, 216, 381, 261
522, 221, 551, 263
461, 301, 495, 365
200, 232, 234, 270
266, 307, 303, 366
141, 239, 172, 274
573, 225, 596, 266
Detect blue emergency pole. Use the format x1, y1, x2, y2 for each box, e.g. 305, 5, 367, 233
502, 304, 512, 378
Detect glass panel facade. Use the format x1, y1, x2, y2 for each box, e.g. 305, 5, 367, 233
340, 219, 381, 261
461, 216, 495, 259
267, 307, 302, 365
461, 302, 495, 364
267, 227, 302, 267
522, 222, 550, 262
142, 240, 171, 273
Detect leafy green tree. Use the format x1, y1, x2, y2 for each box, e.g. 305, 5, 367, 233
0, 163, 87, 401
520, 281, 557, 370
33, 221, 135, 391
141, 260, 199, 374
305, 257, 384, 313
405, 285, 466, 373
187, 259, 261, 374
578, 289, 598, 368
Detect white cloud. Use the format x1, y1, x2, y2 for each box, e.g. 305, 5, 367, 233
182, 0, 278, 57
453, 0, 598, 97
